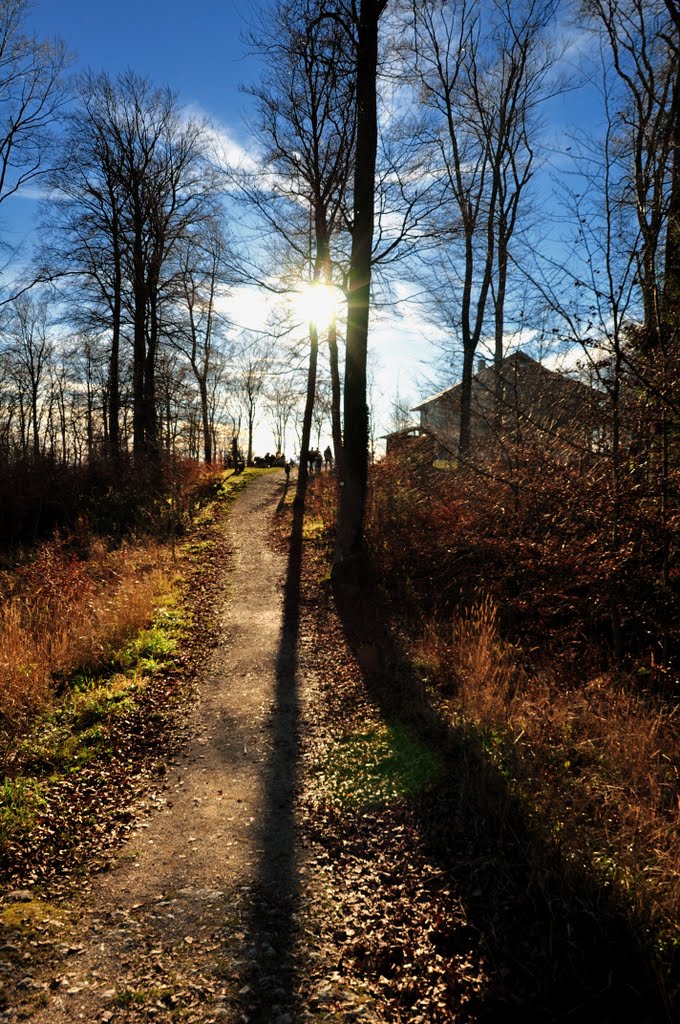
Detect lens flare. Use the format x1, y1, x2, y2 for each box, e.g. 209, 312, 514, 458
295, 282, 341, 330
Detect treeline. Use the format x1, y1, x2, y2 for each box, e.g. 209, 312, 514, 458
232, 0, 679, 583
0, 0, 677, 580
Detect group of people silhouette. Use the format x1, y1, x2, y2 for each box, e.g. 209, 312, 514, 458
306, 446, 333, 473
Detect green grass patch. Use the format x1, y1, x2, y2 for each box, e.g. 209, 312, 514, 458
114, 988, 147, 1007
302, 516, 326, 540
0, 898, 68, 932
2, 592, 188, 811
0, 777, 46, 843
217, 467, 274, 503
117, 623, 178, 674
319, 723, 442, 809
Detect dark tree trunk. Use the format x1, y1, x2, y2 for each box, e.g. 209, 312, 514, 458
328, 315, 344, 477
108, 205, 122, 458
458, 344, 475, 458
333, 0, 385, 580
199, 377, 212, 464
663, 55, 680, 328
132, 230, 147, 456
144, 288, 159, 459
295, 321, 319, 509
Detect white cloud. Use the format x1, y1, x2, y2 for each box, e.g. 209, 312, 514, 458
181, 102, 260, 173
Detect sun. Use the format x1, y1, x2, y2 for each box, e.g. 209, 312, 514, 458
295, 282, 342, 330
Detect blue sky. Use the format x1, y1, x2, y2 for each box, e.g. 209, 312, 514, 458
31, 0, 260, 129
11, 1, 604, 450
6, 0, 267, 250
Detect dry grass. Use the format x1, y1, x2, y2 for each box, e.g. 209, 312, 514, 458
416, 595, 680, 950
0, 538, 172, 725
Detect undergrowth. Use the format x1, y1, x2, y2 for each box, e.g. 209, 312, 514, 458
305, 463, 680, 1009
0, 463, 241, 855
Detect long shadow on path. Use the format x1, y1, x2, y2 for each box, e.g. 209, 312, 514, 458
237, 480, 305, 1023
331, 576, 673, 1024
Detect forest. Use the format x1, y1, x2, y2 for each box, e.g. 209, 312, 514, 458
0, 0, 678, 1020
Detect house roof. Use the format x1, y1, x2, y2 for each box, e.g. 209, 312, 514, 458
380, 422, 421, 440
411, 350, 592, 412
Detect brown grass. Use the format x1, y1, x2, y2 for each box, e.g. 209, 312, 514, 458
416, 595, 680, 949
0, 538, 171, 725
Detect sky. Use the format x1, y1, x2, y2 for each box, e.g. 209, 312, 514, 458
9, 0, 599, 457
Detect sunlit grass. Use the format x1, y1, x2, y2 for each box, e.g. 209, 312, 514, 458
0, 539, 175, 723
319, 723, 442, 809
0, 777, 46, 843
415, 595, 680, 956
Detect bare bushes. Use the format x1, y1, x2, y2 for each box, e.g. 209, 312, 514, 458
0, 454, 224, 552
337, 446, 679, 961
366, 447, 679, 672
414, 593, 680, 939
0, 459, 231, 726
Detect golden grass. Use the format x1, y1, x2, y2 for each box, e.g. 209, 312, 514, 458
416, 595, 680, 950
0, 539, 172, 725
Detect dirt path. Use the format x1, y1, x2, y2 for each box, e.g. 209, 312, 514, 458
5, 471, 664, 1023
14, 471, 314, 1024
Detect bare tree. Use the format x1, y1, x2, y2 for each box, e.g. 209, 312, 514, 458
4, 291, 52, 460
44, 71, 221, 461
584, 0, 679, 347
266, 375, 301, 456
234, 336, 273, 465
332, 0, 389, 577
0, 1, 69, 261
407, 0, 560, 455
168, 220, 233, 463
42, 74, 128, 455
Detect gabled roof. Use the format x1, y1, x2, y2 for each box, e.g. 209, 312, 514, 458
411, 351, 591, 412
380, 422, 421, 440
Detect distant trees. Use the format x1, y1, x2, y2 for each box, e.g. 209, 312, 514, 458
43, 71, 223, 460
168, 220, 233, 463
266, 375, 300, 456
3, 292, 52, 460
233, 336, 272, 466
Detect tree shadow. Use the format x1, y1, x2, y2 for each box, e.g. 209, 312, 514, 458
331, 574, 673, 1024
236, 486, 305, 1023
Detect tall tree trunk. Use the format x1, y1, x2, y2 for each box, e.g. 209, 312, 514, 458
108, 208, 122, 458
144, 286, 160, 459
247, 401, 255, 466
333, 0, 385, 579
294, 322, 319, 509
493, 224, 510, 439
132, 230, 147, 456
458, 344, 475, 457
109, 305, 121, 456
199, 377, 212, 464
663, 55, 680, 329
31, 388, 40, 462
328, 314, 344, 476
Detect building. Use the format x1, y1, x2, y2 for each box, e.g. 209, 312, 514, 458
386, 351, 603, 460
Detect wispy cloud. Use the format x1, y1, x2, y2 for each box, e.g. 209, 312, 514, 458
181, 102, 260, 173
